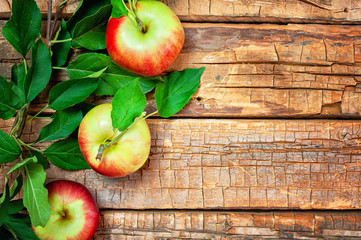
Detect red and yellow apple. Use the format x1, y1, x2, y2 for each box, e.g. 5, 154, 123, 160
105, 0, 184, 77
78, 103, 151, 178
33, 180, 99, 240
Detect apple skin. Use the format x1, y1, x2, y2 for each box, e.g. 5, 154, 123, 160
33, 180, 99, 240
105, 0, 184, 77
78, 103, 151, 178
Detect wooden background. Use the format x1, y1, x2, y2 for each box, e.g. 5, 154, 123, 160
1, 0, 361, 239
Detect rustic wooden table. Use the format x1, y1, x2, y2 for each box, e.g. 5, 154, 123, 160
1, 0, 361, 239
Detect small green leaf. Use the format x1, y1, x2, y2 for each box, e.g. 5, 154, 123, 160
0, 75, 24, 109
138, 77, 161, 94
11, 84, 26, 109
0, 76, 25, 120
72, 4, 111, 50
67, 53, 153, 96
111, 0, 128, 18
23, 162, 51, 227
25, 40, 52, 102
0, 178, 10, 226
9, 173, 23, 199
7, 157, 37, 175
86, 67, 108, 78
8, 199, 24, 214
48, 78, 98, 110
72, 24, 107, 50
2, 0, 42, 57
96, 74, 136, 96
11, 62, 25, 90
112, 79, 146, 131
52, 19, 71, 67
0, 178, 9, 205
67, 53, 134, 79
0, 109, 16, 121
155, 67, 205, 118
0, 129, 21, 163
44, 138, 90, 170
28, 151, 49, 169
67, 0, 110, 35
36, 108, 83, 143
4, 214, 38, 239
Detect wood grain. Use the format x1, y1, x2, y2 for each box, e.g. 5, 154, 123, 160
1, 22, 361, 118
2, 118, 361, 210
95, 210, 361, 239
0, 0, 360, 24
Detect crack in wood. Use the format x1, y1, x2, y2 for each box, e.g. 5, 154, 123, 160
297, 0, 332, 11
4, 0, 10, 9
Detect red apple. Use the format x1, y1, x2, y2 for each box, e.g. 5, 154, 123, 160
33, 180, 99, 240
105, 0, 184, 77
78, 103, 151, 178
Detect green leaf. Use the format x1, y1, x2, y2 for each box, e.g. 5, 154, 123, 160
0, 76, 25, 120
72, 4, 111, 50
0, 109, 16, 121
2, 0, 41, 57
28, 151, 49, 169
8, 199, 24, 214
155, 67, 205, 118
72, 24, 107, 50
0, 75, 24, 109
48, 78, 98, 110
36, 108, 83, 143
7, 157, 37, 175
44, 138, 90, 170
67, 53, 152, 95
112, 79, 146, 131
0, 178, 10, 226
23, 162, 51, 227
111, 0, 128, 18
52, 19, 71, 67
4, 214, 38, 239
9, 173, 23, 199
0, 129, 21, 163
86, 67, 108, 78
138, 77, 161, 94
11, 62, 25, 89
67, 53, 135, 79
25, 40, 52, 102
67, 0, 110, 35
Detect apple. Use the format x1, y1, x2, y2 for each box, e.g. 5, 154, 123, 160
78, 103, 151, 178
105, 0, 184, 77
33, 180, 99, 240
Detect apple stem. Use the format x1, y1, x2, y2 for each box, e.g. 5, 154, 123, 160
59, 210, 67, 218
95, 110, 158, 162
96, 144, 106, 162
122, 0, 146, 33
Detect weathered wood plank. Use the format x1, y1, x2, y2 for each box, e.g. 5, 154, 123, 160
1, 22, 361, 118
95, 210, 361, 239
2, 118, 361, 210
1, 0, 360, 24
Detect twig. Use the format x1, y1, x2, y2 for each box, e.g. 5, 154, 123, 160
50, 0, 70, 40
46, 0, 52, 46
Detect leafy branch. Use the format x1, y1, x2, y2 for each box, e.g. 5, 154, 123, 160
0, 0, 205, 238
